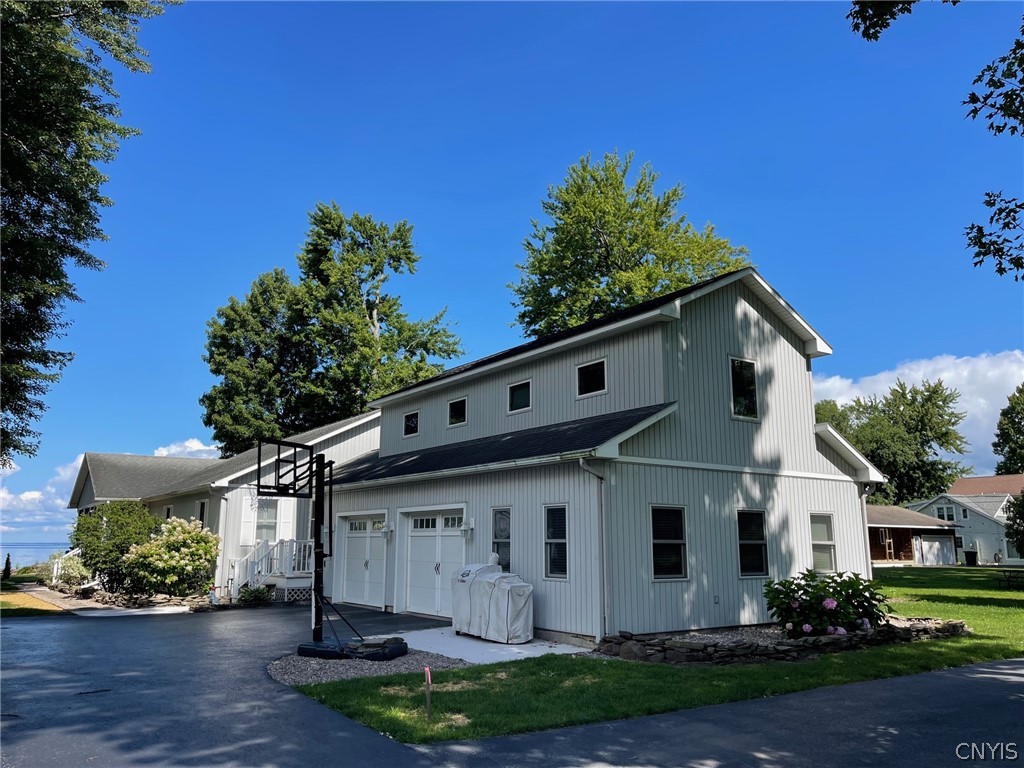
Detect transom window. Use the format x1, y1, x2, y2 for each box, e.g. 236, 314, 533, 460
576, 360, 607, 397
492, 508, 511, 572
443, 515, 463, 530
403, 411, 419, 437
372, 519, 386, 532
545, 505, 567, 579
810, 513, 836, 572
651, 506, 687, 579
412, 517, 437, 530
448, 398, 467, 427
349, 520, 368, 532
508, 380, 531, 413
730, 358, 759, 420
737, 509, 768, 577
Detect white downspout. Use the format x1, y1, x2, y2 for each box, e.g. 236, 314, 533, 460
579, 457, 608, 644
860, 483, 874, 580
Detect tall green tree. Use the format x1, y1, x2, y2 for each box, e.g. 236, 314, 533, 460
70, 500, 160, 594
1005, 492, 1024, 557
0, 0, 175, 467
510, 151, 750, 338
201, 202, 462, 457
847, 3, 1023, 281
992, 381, 1024, 475
815, 379, 971, 505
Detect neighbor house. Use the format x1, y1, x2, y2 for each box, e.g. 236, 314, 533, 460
948, 474, 1024, 498
908, 493, 1021, 565
68, 413, 380, 599
324, 268, 884, 643
866, 504, 958, 566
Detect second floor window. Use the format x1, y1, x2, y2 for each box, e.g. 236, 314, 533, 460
577, 360, 606, 397
403, 411, 419, 437
448, 398, 467, 427
730, 358, 759, 420
508, 380, 531, 413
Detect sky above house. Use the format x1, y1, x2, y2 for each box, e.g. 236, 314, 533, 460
2, 1, 1022, 546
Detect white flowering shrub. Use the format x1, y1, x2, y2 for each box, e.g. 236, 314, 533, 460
123, 518, 220, 597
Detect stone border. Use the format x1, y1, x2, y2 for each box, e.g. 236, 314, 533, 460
597, 618, 970, 665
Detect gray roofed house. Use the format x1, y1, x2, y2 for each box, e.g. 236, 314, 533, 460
68, 454, 218, 510
866, 504, 958, 566
905, 492, 1019, 565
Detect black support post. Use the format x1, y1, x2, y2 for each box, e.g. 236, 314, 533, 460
312, 454, 325, 643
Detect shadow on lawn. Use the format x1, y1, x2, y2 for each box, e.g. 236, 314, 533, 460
901, 592, 1024, 612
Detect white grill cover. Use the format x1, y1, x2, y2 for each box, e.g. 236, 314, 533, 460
451, 563, 534, 644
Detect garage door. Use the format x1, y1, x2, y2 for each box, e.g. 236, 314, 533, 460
338, 515, 386, 607
920, 535, 955, 566
406, 511, 464, 617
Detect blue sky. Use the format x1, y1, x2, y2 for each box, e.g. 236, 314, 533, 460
2, 1, 1022, 545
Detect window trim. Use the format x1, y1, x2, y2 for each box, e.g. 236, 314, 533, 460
507, 379, 533, 414
729, 356, 760, 422
402, 410, 420, 438
492, 507, 511, 573
195, 500, 207, 527
575, 358, 608, 399
650, 505, 687, 581
961, 508, 969, 520
737, 508, 769, 578
809, 512, 836, 573
544, 504, 568, 580
447, 397, 468, 428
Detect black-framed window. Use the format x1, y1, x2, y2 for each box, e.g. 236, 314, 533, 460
492, 508, 511, 573
954, 536, 964, 549
651, 506, 686, 579
448, 398, 467, 427
810, 513, 835, 572
577, 360, 606, 397
730, 358, 759, 419
196, 500, 207, 527
508, 380, 531, 412
737, 509, 768, 576
403, 411, 419, 437
545, 505, 567, 579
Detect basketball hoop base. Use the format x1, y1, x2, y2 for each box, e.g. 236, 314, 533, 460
296, 640, 347, 660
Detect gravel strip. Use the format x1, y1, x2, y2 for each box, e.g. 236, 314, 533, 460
679, 625, 785, 644
268, 649, 474, 686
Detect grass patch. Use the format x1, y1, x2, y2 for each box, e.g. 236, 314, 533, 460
0, 588, 65, 617
298, 567, 1024, 743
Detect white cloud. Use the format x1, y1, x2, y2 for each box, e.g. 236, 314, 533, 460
813, 350, 1024, 476
153, 438, 220, 459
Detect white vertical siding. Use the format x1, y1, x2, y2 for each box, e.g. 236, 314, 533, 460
604, 462, 868, 635
378, 325, 666, 456
333, 462, 602, 638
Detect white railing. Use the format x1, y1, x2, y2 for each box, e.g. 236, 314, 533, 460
231, 539, 313, 598
51, 547, 81, 585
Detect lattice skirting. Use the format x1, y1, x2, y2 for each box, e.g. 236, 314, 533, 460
275, 586, 312, 603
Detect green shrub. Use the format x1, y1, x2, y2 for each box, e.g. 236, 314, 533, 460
123, 518, 220, 597
71, 501, 160, 593
764, 569, 889, 638
237, 585, 275, 604
51, 553, 92, 587
2, 554, 11, 581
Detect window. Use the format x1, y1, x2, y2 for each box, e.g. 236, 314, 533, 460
961, 508, 969, 520
443, 515, 463, 530
492, 508, 511, 572
936, 506, 954, 521
256, 499, 278, 542
508, 380, 531, 412
412, 517, 437, 530
349, 520, 367, 532
403, 411, 419, 437
576, 360, 606, 397
196, 500, 207, 527
651, 506, 686, 579
810, 513, 836, 572
737, 510, 768, 576
545, 506, 567, 579
448, 398, 467, 427
955, 536, 964, 549
164, 506, 172, 520
730, 358, 759, 420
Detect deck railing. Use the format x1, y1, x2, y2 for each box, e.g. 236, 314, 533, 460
231, 539, 313, 598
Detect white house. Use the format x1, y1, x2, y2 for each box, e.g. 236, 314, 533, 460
908, 493, 1021, 565
67, 413, 380, 599
324, 268, 884, 643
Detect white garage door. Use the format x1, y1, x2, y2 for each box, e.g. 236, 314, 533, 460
406, 511, 464, 617
339, 515, 386, 607
920, 535, 956, 566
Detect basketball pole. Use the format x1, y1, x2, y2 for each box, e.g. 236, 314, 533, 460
312, 453, 325, 643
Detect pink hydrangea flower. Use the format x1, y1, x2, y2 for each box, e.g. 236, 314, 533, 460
802, 624, 813, 634
836, 627, 847, 636
822, 598, 838, 610
826, 626, 836, 635
790, 600, 800, 609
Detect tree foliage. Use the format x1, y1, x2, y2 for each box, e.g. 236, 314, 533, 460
201, 202, 462, 456
0, 0, 175, 466
992, 381, 1024, 475
815, 379, 971, 505
510, 151, 750, 338
847, 3, 1023, 281
1005, 492, 1024, 557
70, 500, 160, 593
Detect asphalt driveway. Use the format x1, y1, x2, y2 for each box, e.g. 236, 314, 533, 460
2, 606, 1022, 767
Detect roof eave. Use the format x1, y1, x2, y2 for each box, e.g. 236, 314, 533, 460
814, 423, 886, 484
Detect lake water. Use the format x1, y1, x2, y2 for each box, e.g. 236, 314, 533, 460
1, 543, 69, 569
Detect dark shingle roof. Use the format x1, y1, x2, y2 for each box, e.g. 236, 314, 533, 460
334, 404, 673, 486
867, 505, 958, 529
73, 454, 219, 505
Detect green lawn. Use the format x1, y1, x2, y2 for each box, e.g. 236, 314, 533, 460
298, 567, 1024, 744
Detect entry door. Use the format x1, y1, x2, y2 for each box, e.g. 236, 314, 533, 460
406, 511, 464, 617
341, 516, 386, 607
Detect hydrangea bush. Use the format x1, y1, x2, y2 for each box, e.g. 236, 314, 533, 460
123, 518, 220, 597
764, 569, 889, 639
